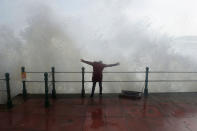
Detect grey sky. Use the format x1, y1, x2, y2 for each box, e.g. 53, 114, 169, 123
0, 0, 197, 60
1, 0, 197, 36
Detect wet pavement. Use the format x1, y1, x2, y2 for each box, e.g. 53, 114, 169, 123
1, 93, 197, 131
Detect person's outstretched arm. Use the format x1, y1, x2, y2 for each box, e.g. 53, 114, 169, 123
104, 62, 120, 67
80, 59, 93, 66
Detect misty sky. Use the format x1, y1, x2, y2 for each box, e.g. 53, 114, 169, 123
1, 0, 197, 36
0, 0, 197, 59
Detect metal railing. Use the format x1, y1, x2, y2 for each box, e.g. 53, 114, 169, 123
21, 66, 197, 108
0, 73, 13, 108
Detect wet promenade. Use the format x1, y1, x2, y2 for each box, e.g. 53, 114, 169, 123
1, 93, 197, 131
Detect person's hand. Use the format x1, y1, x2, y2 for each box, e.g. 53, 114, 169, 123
80, 59, 84, 62
116, 62, 120, 65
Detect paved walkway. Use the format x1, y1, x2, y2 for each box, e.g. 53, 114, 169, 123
1, 93, 197, 131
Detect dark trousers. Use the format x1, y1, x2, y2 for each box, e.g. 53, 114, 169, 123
91, 81, 102, 96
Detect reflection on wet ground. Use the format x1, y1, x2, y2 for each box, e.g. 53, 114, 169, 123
1, 93, 197, 131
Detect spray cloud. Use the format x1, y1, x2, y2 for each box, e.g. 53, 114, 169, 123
0, 0, 197, 103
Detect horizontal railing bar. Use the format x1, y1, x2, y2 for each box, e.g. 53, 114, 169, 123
88, 80, 145, 82
149, 71, 197, 73
25, 71, 197, 74
103, 72, 145, 73
25, 80, 145, 83
86, 72, 145, 73
26, 81, 45, 82
55, 71, 145, 73
149, 80, 197, 82
55, 72, 81, 73
26, 72, 51, 73
25, 80, 197, 83
55, 81, 81, 82
26, 81, 82, 83
49, 80, 145, 82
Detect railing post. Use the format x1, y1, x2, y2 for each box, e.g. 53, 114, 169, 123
21, 67, 27, 100
81, 67, 85, 97
5, 73, 13, 108
144, 67, 149, 97
44, 72, 50, 107
51, 67, 56, 99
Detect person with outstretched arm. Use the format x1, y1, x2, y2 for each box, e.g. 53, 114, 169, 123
80, 59, 120, 97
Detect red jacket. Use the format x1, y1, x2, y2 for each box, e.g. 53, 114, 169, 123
92, 62, 105, 82
81, 60, 119, 82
